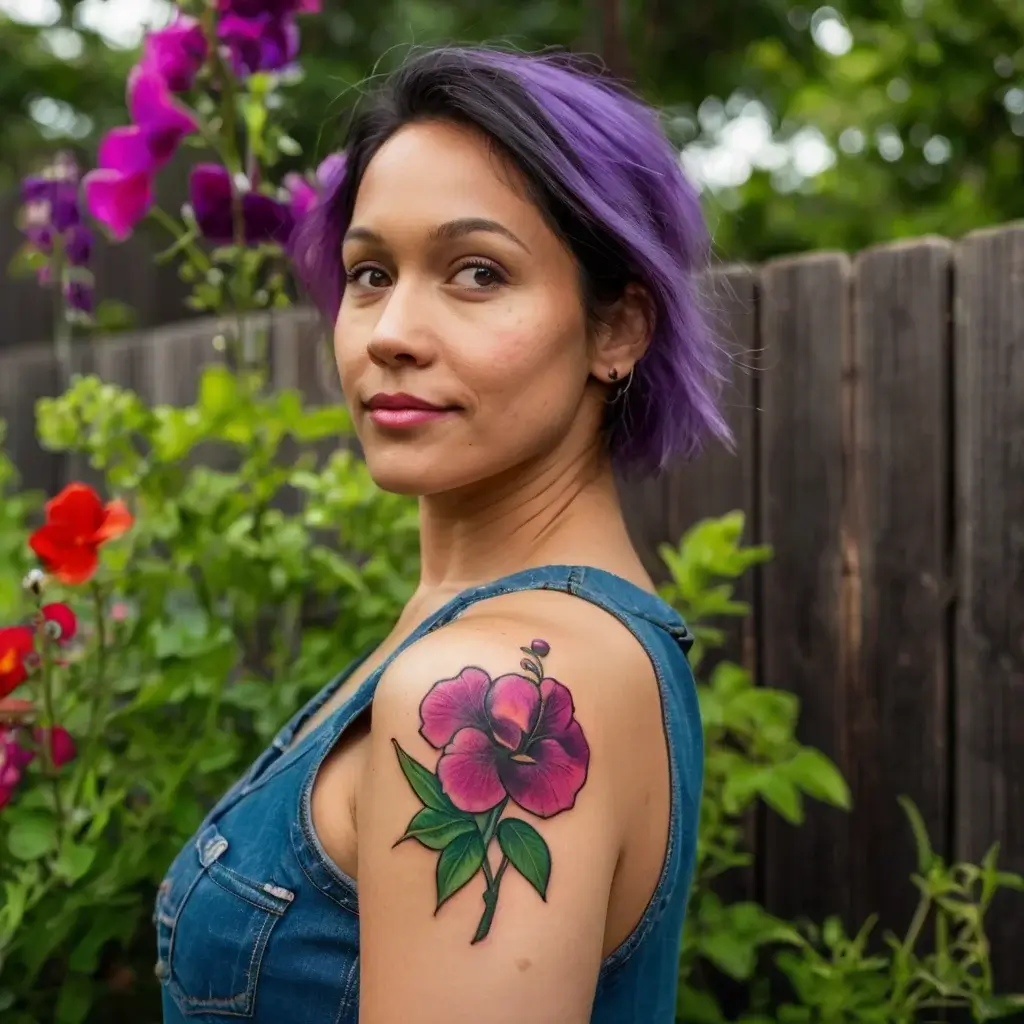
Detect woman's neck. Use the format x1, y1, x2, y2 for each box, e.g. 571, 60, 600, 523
414, 443, 634, 595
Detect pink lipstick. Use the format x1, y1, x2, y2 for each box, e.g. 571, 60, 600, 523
365, 393, 457, 429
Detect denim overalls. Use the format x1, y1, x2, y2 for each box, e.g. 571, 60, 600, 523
156, 565, 703, 1024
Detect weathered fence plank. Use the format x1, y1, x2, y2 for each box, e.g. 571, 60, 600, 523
758, 251, 854, 924
0, 190, 51, 353
847, 238, 953, 934
954, 224, 1024, 991
0, 344, 62, 497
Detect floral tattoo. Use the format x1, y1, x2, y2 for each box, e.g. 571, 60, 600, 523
391, 639, 591, 943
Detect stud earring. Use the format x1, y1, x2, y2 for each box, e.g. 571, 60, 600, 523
608, 368, 619, 382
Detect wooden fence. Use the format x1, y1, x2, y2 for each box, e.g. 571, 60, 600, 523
1, 225, 1022, 995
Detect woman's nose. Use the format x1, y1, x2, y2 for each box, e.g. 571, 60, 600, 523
365, 283, 437, 368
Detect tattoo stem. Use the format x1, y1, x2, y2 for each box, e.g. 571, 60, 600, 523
472, 855, 509, 944
472, 798, 510, 944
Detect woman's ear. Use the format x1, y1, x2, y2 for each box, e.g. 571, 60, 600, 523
589, 282, 654, 383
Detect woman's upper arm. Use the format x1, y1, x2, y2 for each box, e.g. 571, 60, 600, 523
356, 623, 626, 1024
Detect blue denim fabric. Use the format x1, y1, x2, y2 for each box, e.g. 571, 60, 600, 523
157, 565, 703, 1024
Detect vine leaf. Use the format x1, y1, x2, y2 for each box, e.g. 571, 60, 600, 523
398, 808, 478, 851
391, 739, 455, 812
436, 832, 486, 910
497, 818, 551, 901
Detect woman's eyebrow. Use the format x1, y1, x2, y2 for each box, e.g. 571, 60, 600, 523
343, 217, 531, 254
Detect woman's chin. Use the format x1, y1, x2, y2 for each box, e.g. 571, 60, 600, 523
363, 449, 461, 497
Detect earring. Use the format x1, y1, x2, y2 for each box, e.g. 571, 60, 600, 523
608, 368, 619, 382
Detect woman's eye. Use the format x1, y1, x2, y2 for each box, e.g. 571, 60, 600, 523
348, 266, 391, 288
452, 263, 504, 289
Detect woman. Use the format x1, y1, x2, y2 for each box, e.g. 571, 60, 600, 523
155, 46, 730, 1024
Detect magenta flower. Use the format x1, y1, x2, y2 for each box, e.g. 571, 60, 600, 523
33, 725, 76, 768
0, 728, 34, 808
127, 66, 199, 167
141, 15, 209, 93
419, 668, 590, 818
84, 127, 158, 239
84, 69, 197, 240
189, 164, 294, 245
84, 166, 154, 241
218, 12, 299, 77
218, 0, 320, 15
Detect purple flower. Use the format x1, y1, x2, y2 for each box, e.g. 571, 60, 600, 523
23, 224, 53, 255
218, 12, 299, 76
189, 164, 294, 245
64, 281, 94, 315
18, 154, 94, 294
65, 225, 94, 266
22, 178, 80, 232
21, 177, 53, 203
141, 15, 209, 93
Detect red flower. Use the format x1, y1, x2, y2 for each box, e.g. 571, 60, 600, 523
41, 603, 77, 644
0, 627, 34, 699
29, 483, 133, 585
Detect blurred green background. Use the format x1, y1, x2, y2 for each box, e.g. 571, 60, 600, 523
3, 0, 1023, 264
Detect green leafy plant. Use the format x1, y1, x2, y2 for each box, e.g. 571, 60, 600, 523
0, 370, 419, 1024
665, 514, 1024, 1023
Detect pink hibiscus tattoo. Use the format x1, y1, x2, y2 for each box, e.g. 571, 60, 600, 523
392, 639, 589, 944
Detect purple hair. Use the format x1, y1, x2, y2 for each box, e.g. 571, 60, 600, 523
291, 47, 731, 475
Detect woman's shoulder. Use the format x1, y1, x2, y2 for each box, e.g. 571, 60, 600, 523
371, 587, 674, 829
378, 587, 662, 739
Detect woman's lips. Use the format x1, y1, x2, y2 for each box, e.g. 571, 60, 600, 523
367, 407, 457, 429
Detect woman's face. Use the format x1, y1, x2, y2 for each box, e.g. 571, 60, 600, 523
335, 120, 605, 497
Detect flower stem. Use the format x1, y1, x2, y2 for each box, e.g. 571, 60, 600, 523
472, 855, 509, 944
35, 615, 65, 836
149, 206, 212, 273
72, 583, 109, 804
472, 798, 510, 944
51, 237, 71, 392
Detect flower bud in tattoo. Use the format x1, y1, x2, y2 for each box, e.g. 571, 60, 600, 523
391, 639, 590, 943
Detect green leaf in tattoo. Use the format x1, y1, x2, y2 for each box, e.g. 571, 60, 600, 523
436, 831, 486, 910
391, 739, 456, 812
497, 818, 551, 901
398, 808, 478, 851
